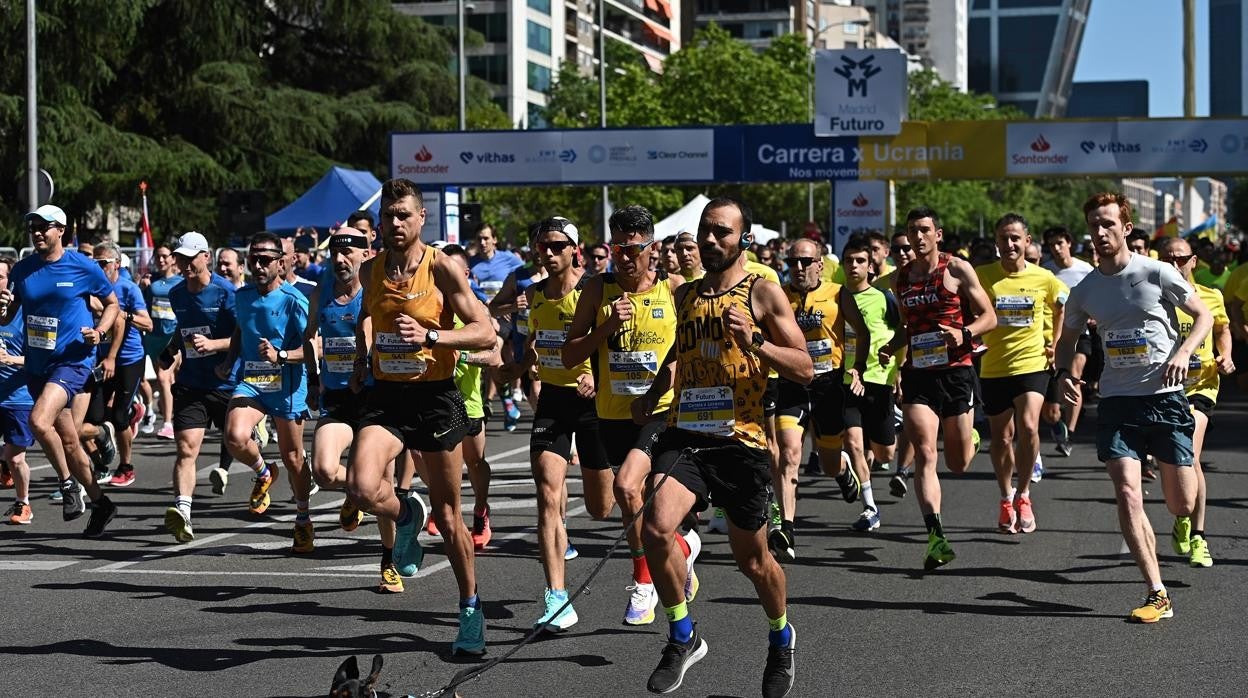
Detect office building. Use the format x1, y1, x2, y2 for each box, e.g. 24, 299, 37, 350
1067, 80, 1148, 118
1210, 0, 1247, 116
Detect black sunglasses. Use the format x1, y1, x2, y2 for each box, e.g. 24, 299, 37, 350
1162, 253, 1196, 265
248, 253, 282, 266
537, 241, 574, 254
891, 244, 913, 253
784, 256, 818, 267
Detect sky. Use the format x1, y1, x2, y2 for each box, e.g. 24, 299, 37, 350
1073, 0, 1211, 117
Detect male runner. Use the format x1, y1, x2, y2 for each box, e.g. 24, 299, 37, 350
216, 248, 246, 290
880, 206, 996, 570
673, 231, 703, 281
1056, 192, 1210, 622
218, 232, 313, 551
282, 236, 320, 300
633, 197, 812, 697
488, 231, 547, 430
0, 258, 35, 525
346, 178, 495, 655
839, 237, 901, 532
975, 215, 1067, 534
771, 237, 868, 560
1160, 237, 1232, 568
0, 205, 121, 536
141, 243, 180, 438
563, 204, 699, 627
163, 232, 239, 541
1042, 227, 1095, 455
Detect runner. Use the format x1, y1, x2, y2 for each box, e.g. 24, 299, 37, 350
839, 236, 901, 532
217, 232, 313, 551
215, 248, 246, 290
140, 243, 179, 439
562, 204, 699, 627
880, 206, 997, 570
633, 197, 811, 697
974, 214, 1068, 535
282, 236, 320, 300
1042, 226, 1095, 456
1056, 192, 1210, 622
162, 232, 239, 542
673, 231, 703, 281
346, 178, 495, 655
881, 231, 916, 497
771, 237, 868, 560
0, 257, 35, 525
488, 231, 546, 429
1159, 237, 1232, 568
0, 205, 122, 536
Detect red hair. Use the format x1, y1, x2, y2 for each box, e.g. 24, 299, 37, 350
1082, 192, 1133, 227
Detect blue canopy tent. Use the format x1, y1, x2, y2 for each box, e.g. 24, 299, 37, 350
264, 166, 382, 233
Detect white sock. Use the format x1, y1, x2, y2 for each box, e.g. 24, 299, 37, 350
1151, 583, 1166, 594
251, 457, 267, 475
861, 482, 876, 511
1003, 487, 1016, 502
175, 495, 192, 516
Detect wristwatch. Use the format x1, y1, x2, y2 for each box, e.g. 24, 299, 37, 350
750, 331, 765, 352
277, 349, 289, 364
425, 329, 440, 348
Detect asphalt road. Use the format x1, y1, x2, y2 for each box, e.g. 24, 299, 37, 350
1, 389, 1246, 697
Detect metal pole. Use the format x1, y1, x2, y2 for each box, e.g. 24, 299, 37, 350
599, 0, 609, 239
26, 0, 38, 213
807, 47, 814, 224
1182, 0, 1196, 228
457, 0, 466, 131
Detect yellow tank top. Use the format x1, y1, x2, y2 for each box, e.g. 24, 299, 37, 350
1179, 283, 1229, 402
786, 281, 844, 376
528, 276, 590, 388
669, 275, 767, 450
366, 248, 457, 382
596, 273, 677, 420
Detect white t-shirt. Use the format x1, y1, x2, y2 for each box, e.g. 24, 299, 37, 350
1063, 253, 1193, 398
1043, 257, 1094, 292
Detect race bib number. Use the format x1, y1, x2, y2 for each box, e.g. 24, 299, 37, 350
1104, 328, 1148, 368
323, 336, 357, 374
27, 315, 57, 350
677, 386, 735, 436
479, 280, 503, 302
910, 331, 949, 368
243, 360, 281, 393
375, 332, 426, 375
179, 325, 213, 359
151, 297, 176, 321
515, 309, 530, 336
1185, 355, 1202, 388
609, 350, 658, 395
534, 329, 567, 369
807, 338, 834, 375
995, 295, 1034, 327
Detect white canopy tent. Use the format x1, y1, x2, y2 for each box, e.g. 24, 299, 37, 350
655, 194, 782, 246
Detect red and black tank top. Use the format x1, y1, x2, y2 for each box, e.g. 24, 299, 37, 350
896, 253, 973, 369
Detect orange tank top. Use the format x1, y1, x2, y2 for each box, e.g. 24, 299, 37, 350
366, 247, 457, 382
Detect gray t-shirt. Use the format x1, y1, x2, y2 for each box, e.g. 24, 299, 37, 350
1043, 257, 1094, 291
1063, 253, 1193, 397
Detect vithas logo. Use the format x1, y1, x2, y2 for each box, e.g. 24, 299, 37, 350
1030, 135, 1051, 152
414, 146, 433, 162
852, 193, 869, 207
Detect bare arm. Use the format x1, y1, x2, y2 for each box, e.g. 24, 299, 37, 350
128, 308, 154, 334
562, 275, 611, 368
434, 255, 495, 351
949, 258, 997, 340
1166, 292, 1213, 387
840, 287, 870, 374
746, 280, 814, 385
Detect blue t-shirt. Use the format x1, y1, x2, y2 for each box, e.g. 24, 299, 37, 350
0, 307, 33, 408
316, 286, 369, 392
291, 276, 320, 301
101, 278, 148, 366
170, 274, 238, 391
234, 282, 309, 399
145, 274, 182, 337
10, 250, 115, 375
297, 263, 323, 281
470, 252, 524, 302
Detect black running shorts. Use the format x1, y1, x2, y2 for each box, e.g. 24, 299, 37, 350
651, 428, 772, 531
530, 384, 607, 469
980, 371, 1050, 416
172, 383, 232, 432
763, 377, 779, 418
600, 416, 668, 468
777, 372, 845, 437
900, 365, 978, 418
843, 382, 896, 446
318, 388, 367, 430
358, 379, 469, 453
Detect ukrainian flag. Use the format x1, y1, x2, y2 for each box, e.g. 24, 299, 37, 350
1184, 215, 1219, 242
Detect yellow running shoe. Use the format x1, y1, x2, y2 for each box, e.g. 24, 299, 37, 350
923, 531, 956, 571
379, 563, 405, 593
164, 506, 195, 543
292, 521, 315, 553
1128, 589, 1173, 623
1188, 535, 1213, 568
340, 499, 364, 532
1171, 516, 1192, 556
249, 471, 275, 515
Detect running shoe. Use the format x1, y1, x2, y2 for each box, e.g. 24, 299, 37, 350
128, 398, 146, 437
253, 420, 269, 448
61, 482, 87, 521
683, 528, 702, 602
471, 506, 492, 550
94, 467, 112, 486
1142, 457, 1158, 481
109, 465, 136, 488
647, 624, 708, 694
139, 412, 157, 435
0, 462, 12, 488
872, 458, 891, 473
340, 499, 364, 532
707, 507, 728, 533
503, 399, 521, 432
998, 497, 1018, 534
923, 531, 956, 571
624, 582, 658, 625
451, 604, 487, 656
970, 428, 982, 457
48, 488, 63, 503
851, 507, 880, 532
889, 468, 910, 498
94, 422, 117, 469
1031, 456, 1044, 483
835, 464, 860, 504
425, 515, 439, 537
1172, 516, 1192, 556
156, 422, 175, 440
164, 506, 195, 543
5, 501, 32, 525
768, 500, 782, 529
378, 563, 404, 593
685, 568, 701, 604
209, 467, 229, 496
533, 588, 578, 632
292, 521, 315, 553
768, 524, 796, 563
1050, 420, 1072, 457
249, 470, 275, 515
565, 542, 579, 560
83, 495, 117, 538
762, 624, 796, 698
393, 492, 430, 573
1188, 535, 1213, 568
1014, 495, 1036, 534
1128, 589, 1172, 623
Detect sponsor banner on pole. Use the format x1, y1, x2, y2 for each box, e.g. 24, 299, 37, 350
737, 125, 860, 183
1006, 119, 1248, 176
856, 121, 1006, 180
831, 180, 887, 257
391, 129, 715, 185
815, 49, 907, 137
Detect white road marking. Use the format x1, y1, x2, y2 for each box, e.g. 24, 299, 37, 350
0, 560, 79, 571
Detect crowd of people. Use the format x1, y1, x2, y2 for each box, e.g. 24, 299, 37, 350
1, 183, 1241, 698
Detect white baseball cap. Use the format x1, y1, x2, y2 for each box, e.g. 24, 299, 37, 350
174, 231, 211, 257
25, 204, 67, 227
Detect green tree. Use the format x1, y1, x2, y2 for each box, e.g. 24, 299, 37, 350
1228, 178, 1248, 234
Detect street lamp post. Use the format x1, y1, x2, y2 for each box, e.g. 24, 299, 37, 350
599, 0, 610, 239
457, 0, 466, 131
26, 0, 38, 212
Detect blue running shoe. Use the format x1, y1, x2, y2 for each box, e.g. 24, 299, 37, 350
534, 588, 579, 631
1031, 456, 1044, 483
851, 507, 881, 532
393, 493, 430, 573
452, 604, 487, 656
565, 542, 579, 560
503, 399, 521, 432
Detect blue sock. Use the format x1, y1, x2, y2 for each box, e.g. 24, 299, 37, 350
460, 594, 479, 609
769, 623, 791, 647
670, 615, 693, 643
396, 498, 412, 527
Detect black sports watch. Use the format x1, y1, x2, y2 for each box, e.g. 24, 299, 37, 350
277, 349, 289, 364
750, 331, 765, 351
425, 329, 440, 348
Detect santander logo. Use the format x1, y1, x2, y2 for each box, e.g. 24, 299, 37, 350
1013, 133, 1067, 165
397, 144, 450, 175
852, 193, 869, 207
1030, 135, 1051, 152
414, 146, 433, 162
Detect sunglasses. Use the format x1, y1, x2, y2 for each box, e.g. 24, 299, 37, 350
537, 241, 574, 254
891, 244, 913, 253
591, 255, 608, 261
1162, 253, 1196, 264
95, 258, 118, 268
248, 252, 282, 266
610, 240, 655, 257
784, 256, 818, 268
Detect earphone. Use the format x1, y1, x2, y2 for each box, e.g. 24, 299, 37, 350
740, 231, 754, 250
